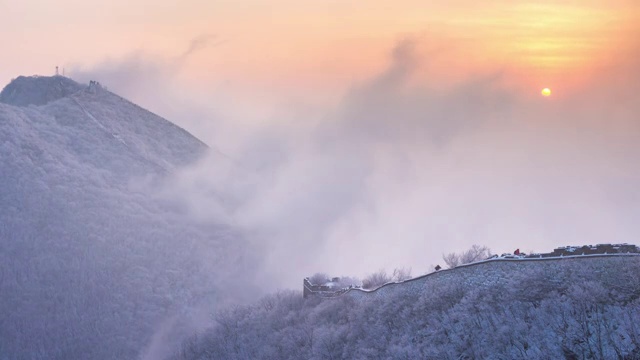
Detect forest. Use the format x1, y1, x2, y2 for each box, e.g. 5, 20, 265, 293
173, 257, 640, 360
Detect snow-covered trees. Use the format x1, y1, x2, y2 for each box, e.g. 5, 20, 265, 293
308, 273, 331, 285
173, 258, 640, 360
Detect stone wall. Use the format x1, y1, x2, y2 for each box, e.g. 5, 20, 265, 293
343, 254, 640, 302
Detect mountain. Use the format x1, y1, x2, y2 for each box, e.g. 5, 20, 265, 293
174, 254, 640, 360
0, 76, 255, 359
0, 76, 207, 172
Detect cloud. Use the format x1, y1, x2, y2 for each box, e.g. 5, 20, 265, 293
159, 34, 640, 291
71, 33, 218, 86
156, 41, 464, 273
68, 34, 229, 146
179, 34, 221, 60
61, 33, 640, 357
70, 31, 640, 292
336, 39, 511, 147
71, 51, 166, 94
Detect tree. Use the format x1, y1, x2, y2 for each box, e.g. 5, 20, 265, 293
442, 252, 461, 269
362, 269, 391, 289
392, 267, 412, 282
443, 244, 491, 268
308, 273, 330, 285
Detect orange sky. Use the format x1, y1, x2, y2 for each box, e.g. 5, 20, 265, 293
1, 0, 638, 102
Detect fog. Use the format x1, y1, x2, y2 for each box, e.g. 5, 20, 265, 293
72, 36, 640, 290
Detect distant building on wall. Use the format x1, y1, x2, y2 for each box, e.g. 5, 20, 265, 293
303, 277, 357, 299
548, 244, 638, 257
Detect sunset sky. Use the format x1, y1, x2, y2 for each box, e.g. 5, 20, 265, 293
2, 0, 638, 101
2, 0, 639, 283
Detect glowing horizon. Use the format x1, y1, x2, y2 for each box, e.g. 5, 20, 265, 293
1, 0, 638, 100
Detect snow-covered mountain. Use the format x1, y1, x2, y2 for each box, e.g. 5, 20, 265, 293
0, 76, 253, 359
0, 76, 207, 174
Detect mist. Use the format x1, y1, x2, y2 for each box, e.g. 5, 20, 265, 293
72, 36, 640, 291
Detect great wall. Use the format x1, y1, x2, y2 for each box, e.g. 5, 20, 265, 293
303, 244, 640, 300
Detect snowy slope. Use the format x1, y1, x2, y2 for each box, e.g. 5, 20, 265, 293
1, 77, 207, 176
0, 76, 253, 359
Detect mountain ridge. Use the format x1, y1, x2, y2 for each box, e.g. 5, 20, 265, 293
0, 75, 85, 107
0, 75, 208, 178
0, 74, 254, 359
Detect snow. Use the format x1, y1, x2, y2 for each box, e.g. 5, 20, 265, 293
0, 75, 250, 359
189, 255, 640, 360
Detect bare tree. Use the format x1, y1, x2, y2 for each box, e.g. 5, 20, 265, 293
442, 252, 461, 269
392, 267, 412, 282
460, 245, 492, 264
443, 245, 491, 269
362, 269, 391, 289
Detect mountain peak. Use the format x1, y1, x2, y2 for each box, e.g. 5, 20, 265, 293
0, 75, 85, 106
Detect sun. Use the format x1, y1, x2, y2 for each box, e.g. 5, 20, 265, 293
541, 88, 552, 97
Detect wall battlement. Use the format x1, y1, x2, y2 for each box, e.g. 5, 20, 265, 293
304, 243, 640, 299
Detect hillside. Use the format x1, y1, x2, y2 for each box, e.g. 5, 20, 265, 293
0, 76, 254, 359
174, 254, 640, 360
